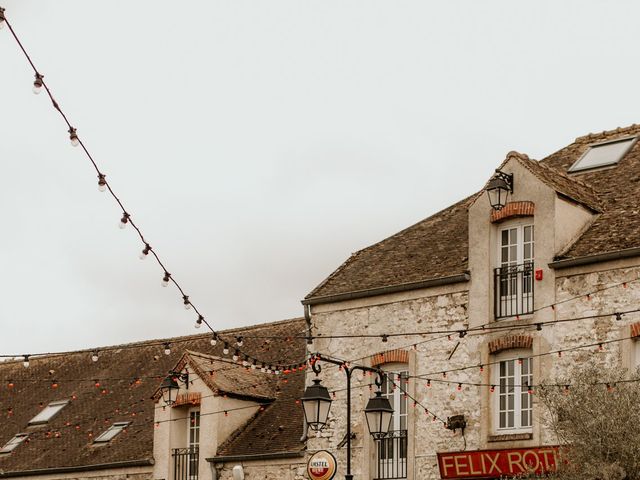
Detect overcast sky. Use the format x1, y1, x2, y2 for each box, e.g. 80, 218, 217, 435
1, 1, 639, 355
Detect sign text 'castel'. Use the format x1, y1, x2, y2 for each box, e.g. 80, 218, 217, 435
437, 446, 560, 479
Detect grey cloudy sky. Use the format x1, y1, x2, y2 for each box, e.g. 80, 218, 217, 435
1, 1, 638, 355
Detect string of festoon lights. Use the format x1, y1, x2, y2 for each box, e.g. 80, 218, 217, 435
0, 7, 308, 371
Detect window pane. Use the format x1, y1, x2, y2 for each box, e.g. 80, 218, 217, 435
502, 230, 509, 245
524, 226, 531, 242
510, 228, 518, 244
569, 138, 635, 172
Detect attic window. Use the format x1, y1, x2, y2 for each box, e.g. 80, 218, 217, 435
568, 137, 636, 172
94, 422, 129, 443
0, 434, 28, 453
28, 400, 68, 425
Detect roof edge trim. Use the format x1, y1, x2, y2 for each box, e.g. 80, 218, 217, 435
549, 247, 640, 269
302, 273, 470, 306
207, 451, 305, 463
0, 459, 153, 478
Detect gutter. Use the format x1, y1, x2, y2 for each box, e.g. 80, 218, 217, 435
0, 459, 153, 478
302, 273, 470, 306
549, 247, 640, 269
207, 451, 305, 464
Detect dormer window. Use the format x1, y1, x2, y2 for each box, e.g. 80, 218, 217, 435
94, 422, 129, 443
0, 434, 28, 454
568, 137, 636, 173
28, 400, 68, 425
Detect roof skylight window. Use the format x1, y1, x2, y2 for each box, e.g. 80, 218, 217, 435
28, 400, 68, 425
94, 422, 129, 443
0, 434, 28, 453
568, 137, 636, 172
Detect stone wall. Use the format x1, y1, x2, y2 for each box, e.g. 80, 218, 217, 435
214, 461, 307, 480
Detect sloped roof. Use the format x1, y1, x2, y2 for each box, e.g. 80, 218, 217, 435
0, 317, 306, 475
305, 124, 640, 301
179, 351, 276, 401
305, 196, 473, 301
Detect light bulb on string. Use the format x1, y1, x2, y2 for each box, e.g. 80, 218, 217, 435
0, 7, 5, 29
251, 360, 257, 370
222, 343, 229, 355
33, 73, 43, 94
210, 333, 218, 346
161, 272, 171, 287
163, 343, 171, 356
236, 336, 243, 347
232, 350, 239, 362
97, 174, 107, 192
23, 355, 30, 368
139, 243, 151, 260
91, 351, 99, 362
183, 295, 191, 310
68, 127, 79, 147
195, 315, 203, 329
118, 212, 130, 229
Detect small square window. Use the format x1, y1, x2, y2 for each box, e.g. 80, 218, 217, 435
28, 400, 68, 425
568, 137, 636, 173
94, 422, 129, 443
0, 434, 28, 453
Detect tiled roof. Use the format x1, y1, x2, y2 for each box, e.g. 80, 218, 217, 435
180, 351, 276, 401
0, 318, 306, 475
305, 196, 473, 300
306, 124, 640, 300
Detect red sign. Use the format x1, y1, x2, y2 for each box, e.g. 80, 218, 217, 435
437, 446, 559, 479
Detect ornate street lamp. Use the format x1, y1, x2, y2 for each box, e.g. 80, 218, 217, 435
486, 169, 514, 211
159, 371, 189, 407
303, 354, 391, 480
364, 390, 394, 439
301, 378, 333, 431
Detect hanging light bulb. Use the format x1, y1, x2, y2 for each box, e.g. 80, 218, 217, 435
139, 243, 151, 260
33, 73, 44, 94
0, 7, 6, 30
242, 356, 249, 367
163, 343, 171, 356
222, 343, 229, 355
91, 351, 99, 362
195, 315, 203, 329
251, 360, 257, 370
210, 333, 218, 346
22, 355, 30, 368
97, 173, 107, 192
161, 272, 171, 287
68, 127, 79, 147
183, 295, 191, 310
232, 350, 239, 362
236, 336, 243, 347
118, 212, 130, 229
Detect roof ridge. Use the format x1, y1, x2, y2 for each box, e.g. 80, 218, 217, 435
574, 124, 640, 144
0, 317, 306, 364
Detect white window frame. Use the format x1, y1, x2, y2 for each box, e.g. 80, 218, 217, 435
376, 363, 408, 479
187, 409, 200, 480
0, 434, 28, 454
93, 422, 129, 443
496, 222, 534, 317
28, 400, 69, 425
492, 352, 533, 434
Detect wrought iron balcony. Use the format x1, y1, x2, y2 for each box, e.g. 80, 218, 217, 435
494, 262, 534, 319
374, 429, 407, 479
172, 447, 198, 480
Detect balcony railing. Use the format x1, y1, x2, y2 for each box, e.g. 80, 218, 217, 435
172, 447, 198, 480
494, 262, 534, 319
374, 430, 407, 479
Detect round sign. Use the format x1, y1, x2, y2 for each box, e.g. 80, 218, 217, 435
307, 450, 337, 480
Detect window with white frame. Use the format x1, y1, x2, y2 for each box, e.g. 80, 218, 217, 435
187, 410, 200, 480
94, 422, 129, 443
0, 434, 28, 454
28, 400, 68, 425
375, 364, 408, 480
496, 223, 534, 318
493, 354, 533, 433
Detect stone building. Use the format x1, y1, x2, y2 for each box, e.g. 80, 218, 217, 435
0, 318, 308, 480
302, 124, 640, 479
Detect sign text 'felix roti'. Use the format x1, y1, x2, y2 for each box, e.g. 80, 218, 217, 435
437, 446, 560, 479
